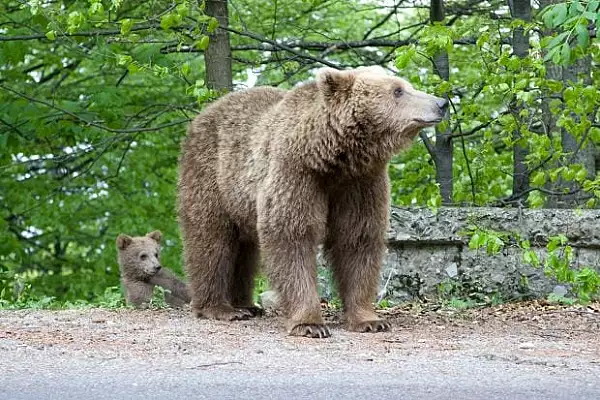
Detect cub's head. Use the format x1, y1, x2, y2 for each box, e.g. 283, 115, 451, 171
316, 66, 448, 152
116, 231, 162, 280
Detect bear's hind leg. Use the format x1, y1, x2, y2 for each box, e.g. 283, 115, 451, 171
182, 221, 252, 321
231, 241, 263, 317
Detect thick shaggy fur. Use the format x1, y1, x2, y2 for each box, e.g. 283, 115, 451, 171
116, 231, 191, 308
178, 66, 447, 337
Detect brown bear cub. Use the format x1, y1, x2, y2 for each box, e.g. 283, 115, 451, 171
178, 66, 447, 337
116, 231, 191, 308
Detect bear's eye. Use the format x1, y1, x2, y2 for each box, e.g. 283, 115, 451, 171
394, 87, 403, 98
154, 253, 158, 259
140, 254, 148, 261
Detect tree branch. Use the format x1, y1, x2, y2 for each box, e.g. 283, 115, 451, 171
0, 24, 160, 41
0, 84, 190, 134
223, 26, 342, 69
419, 131, 436, 161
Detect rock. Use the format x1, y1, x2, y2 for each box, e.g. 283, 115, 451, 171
445, 263, 458, 278
552, 286, 569, 297
519, 342, 535, 350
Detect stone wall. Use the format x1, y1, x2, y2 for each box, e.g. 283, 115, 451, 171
378, 207, 600, 303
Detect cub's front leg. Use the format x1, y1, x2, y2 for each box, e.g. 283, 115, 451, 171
123, 280, 154, 309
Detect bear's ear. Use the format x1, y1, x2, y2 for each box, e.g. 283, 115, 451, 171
316, 68, 355, 98
116, 234, 133, 250
146, 230, 162, 244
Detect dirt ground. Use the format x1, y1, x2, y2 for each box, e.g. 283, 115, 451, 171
1, 300, 598, 367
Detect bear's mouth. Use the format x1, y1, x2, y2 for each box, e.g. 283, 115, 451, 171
413, 118, 442, 126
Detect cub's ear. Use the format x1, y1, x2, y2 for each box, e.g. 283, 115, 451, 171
116, 234, 133, 250
146, 230, 162, 244
316, 67, 355, 98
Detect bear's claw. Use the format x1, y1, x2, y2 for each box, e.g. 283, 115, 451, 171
289, 323, 331, 338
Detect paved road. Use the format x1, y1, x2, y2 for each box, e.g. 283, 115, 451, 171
1, 308, 599, 399
2, 354, 599, 400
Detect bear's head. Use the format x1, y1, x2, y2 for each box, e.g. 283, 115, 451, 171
116, 231, 162, 280
316, 66, 447, 156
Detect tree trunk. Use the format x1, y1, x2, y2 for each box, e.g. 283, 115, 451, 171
539, 0, 596, 207
539, 0, 564, 208
509, 0, 531, 204
555, 56, 596, 207
430, 0, 453, 205
204, 0, 233, 92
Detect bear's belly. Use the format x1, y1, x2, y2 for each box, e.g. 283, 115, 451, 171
216, 148, 267, 243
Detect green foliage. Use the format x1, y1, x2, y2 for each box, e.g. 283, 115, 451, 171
462, 227, 600, 303
539, 0, 599, 65
539, 235, 600, 302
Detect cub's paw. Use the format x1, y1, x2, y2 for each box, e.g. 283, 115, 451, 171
349, 319, 391, 333
289, 323, 331, 338
193, 305, 253, 321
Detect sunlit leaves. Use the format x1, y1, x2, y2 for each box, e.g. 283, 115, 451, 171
539, 1, 598, 65
120, 19, 133, 35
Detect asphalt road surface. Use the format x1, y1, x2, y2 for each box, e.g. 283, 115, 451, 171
1, 305, 599, 399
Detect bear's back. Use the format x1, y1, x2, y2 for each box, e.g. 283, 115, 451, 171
180, 86, 288, 239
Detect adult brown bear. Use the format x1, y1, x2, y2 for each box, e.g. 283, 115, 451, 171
178, 66, 447, 338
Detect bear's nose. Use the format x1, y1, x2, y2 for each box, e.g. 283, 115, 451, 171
436, 97, 449, 110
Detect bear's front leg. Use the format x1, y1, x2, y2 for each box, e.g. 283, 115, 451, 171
324, 172, 392, 333
257, 174, 330, 338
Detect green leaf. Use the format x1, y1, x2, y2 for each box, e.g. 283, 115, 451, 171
545, 80, 563, 92
395, 46, 415, 69
120, 19, 134, 35
67, 11, 86, 34
89, 0, 104, 15
553, 3, 568, 27
523, 250, 540, 267
111, 0, 123, 10
559, 42, 571, 64
515, 79, 527, 90
543, 46, 560, 63
116, 54, 132, 66
160, 13, 182, 30
531, 171, 546, 187
181, 62, 191, 76
45, 30, 56, 41
207, 17, 219, 33
196, 35, 210, 50
575, 23, 589, 48
469, 232, 482, 249
575, 168, 588, 182
176, 3, 190, 18
547, 31, 569, 50
541, 7, 556, 28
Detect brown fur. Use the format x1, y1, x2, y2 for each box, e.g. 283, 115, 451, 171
116, 231, 191, 308
178, 66, 447, 337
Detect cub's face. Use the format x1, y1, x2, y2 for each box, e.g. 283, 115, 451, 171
317, 66, 447, 148
116, 231, 162, 280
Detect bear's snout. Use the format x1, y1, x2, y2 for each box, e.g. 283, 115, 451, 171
436, 97, 449, 111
